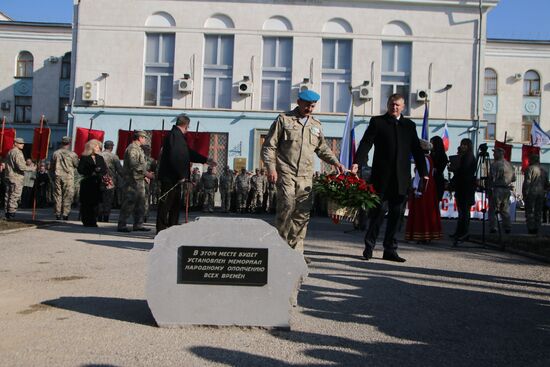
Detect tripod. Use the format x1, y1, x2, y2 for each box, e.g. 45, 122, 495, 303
475, 145, 491, 246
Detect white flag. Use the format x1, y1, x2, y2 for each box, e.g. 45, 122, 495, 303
531, 121, 550, 147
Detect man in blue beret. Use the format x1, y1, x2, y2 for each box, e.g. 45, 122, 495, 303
262, 90, 345, 261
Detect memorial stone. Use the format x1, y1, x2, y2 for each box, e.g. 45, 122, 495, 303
147, 217, 308, 328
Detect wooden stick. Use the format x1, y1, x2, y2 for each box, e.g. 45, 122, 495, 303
32, 115, 45, 220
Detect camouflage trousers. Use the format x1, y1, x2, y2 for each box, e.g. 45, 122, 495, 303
236, 189, 249, 212
249, 190, 264, 212
202, 189, 216, 212
118, 180, 146, 229
4, 179, 23, 214
525, 193, 544, 232
220, 189, 231, 212
488, 188, 512, 232
99, 188, 115, 217
53, 176, 75, 217
276, 175, 313, 253
144, 183, 151, 220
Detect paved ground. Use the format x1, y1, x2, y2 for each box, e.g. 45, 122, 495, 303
0, 208, 549, 366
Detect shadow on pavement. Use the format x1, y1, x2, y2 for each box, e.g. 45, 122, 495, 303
75, 239, 153, 251
42, 297, 156, 327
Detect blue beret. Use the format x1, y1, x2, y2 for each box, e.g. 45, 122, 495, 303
298, 90, 320, 102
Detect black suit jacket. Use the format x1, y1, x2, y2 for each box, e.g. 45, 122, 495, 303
158, 126, 207, 183
355, 113, 427, 197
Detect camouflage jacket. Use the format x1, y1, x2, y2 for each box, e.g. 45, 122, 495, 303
51, 148, 79, 178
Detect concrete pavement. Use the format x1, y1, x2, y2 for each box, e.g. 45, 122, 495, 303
0, 208, 549, 366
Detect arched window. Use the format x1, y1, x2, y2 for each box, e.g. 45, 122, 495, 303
61, 52, 71, 80
16, 51, 33, 77
523, 70, 540, 96
484, 68, 497, 95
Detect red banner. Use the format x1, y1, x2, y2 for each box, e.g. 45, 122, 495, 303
0, 128, 15, 158
185, 132, 211, 159
151, 130, 169, 160
521, 145, 540, 172
31, 128, 51, 161
494, 140, 513, 162
116, 130, 133, 159
74, 127, 105, 157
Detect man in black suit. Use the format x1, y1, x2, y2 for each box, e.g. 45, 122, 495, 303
156, 114, 213, 233
355, 94, 427, 262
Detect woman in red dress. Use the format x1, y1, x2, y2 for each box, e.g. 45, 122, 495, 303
405, 140, 442, 243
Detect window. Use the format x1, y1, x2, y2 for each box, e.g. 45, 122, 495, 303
261, 37, 292, 111
15, 96, 32, 123
381, 42, 411, 114
16, 51, 33, 77
484, 68, 497, 95
321, 39, 352, 113
59, 97, 69, 124
144, 33, 175, 106
484, 113, 496, 140
203, 35, 234, 109
523, 70, 540, 96
522, 115, 537, 142
61, 52, 71, 80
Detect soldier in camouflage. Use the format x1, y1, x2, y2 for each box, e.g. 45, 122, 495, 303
3, 138, 31, 219
488, 147, 516, 234
265, 177, 277, 214
117, 131, 154, 232
235, 168, 250, 214
219, 165, 234, 213
51, 136, 79, 220
99, 140, 123, 222
141, 144, 156, 223
522, 154, 549, 235
249, 168, 267, 213
190, 167, 201, 208
201, 166, 218, 212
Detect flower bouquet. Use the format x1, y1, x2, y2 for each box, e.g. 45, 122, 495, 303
313, 173, 379, 224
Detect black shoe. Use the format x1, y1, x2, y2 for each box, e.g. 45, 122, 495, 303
362, 247, 373, 260
56, 215, 62, 220
5, 212, 13, 220
63, 216, 69, 221
382, 251, 406, 263
133, 226, 151, 232
456, 234, 469, 242
118, 227, 131, 233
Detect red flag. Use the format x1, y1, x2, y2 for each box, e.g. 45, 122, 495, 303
151, 130, 169, 160
0, 128, 15, 158
521, 145, 540, 172
494, 140, 512, 162
116, 130, 133, 159
31, 128, 51, 161
185, 132, 211, 159
74, 127, 105, 157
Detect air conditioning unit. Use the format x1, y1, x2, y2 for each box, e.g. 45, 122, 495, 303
358, 81, 373, 100
238, 79, 253, 95
178, 78, 194, 93
416, 89, 431, 102
299, 78, 313, 93
531, 90, 541, 96
48, 56, 59, 63
82, 81, 99, 102
514, 73, 523, 81
0, 101, 10, 111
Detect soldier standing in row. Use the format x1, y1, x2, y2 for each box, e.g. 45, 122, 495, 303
265, 177, 277, 214
522, 154, 549, 235
51, 136, 79, 220
235, 168, 250, 213
201, 166, 218, 212
141, 144, 156, 223
219, 165, 234, 213
118, 131, 154, 232
99, 140, 123, 222
488, 147, 516, 234
190, 167, 202, 208
3, 138, 31, 219
250, 169, 267, 213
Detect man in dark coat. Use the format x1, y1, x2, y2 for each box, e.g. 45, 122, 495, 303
156, 114, 213, 233
355, 94, 427, 262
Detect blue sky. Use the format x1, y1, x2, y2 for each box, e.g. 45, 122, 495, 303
1, 0, 549, 40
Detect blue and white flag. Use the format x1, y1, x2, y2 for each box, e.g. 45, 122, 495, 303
531, 120, 550, 147
339, 96, 356, 168
421, 102, 429, 140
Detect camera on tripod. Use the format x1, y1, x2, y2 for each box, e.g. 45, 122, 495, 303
477, 143, 489, 158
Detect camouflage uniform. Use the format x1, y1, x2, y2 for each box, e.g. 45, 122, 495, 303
201, 168, 218, 212
266, 179, 277, 213
118, 141, 148, 231
488, 155, 516, 233
99, 149, 123, 221
250, 170, 267, 213
3, 146, 28, 217
190, 169, 202, 208
142, 146, 156, 222
51, 147, 79, 219
235, 170, 250, 213
262, 108, 339, 252
219, 167, 234, 212
522, 159, 549, 234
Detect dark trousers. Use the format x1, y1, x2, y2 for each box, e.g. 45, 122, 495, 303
364, 194, 406, 252
455, 197, 472, 237
156, 180, 182, 233
80, 203, 98, 226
